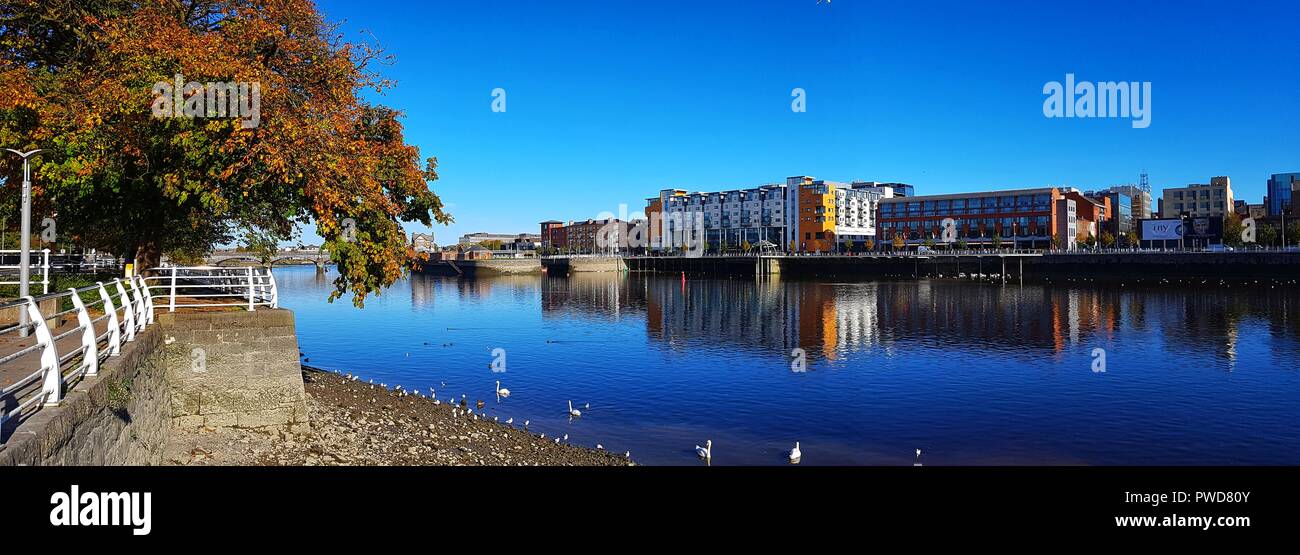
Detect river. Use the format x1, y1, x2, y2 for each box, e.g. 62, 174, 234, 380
274, 265, 1300, 465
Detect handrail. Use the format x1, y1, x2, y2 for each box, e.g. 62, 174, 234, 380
0, 266, 278, 444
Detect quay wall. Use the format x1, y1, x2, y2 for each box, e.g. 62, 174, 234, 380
0, 309, 308, 466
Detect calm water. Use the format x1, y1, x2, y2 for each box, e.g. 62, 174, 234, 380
275, 265, 1300, 466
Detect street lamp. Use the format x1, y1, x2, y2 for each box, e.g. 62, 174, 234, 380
1284, 207, 1292, 250
5, 148, 43, 337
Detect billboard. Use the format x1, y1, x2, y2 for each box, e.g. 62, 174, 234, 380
1141, 219, 1184, 241
1184, 217, 1223, 241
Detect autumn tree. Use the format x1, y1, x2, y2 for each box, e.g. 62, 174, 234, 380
0, 0, 450, 305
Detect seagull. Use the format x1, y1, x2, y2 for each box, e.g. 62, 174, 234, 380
596, 444, 604, 450
493, 416, 499, 422
505, 417, 513, 425
524, 420, 530, 428
584, 402, 590, 410
624, 451, 631, 458
788, 442, 802, 464
695, 440, 712, 460
562, 434, 568, 442
568, 400, 582, 418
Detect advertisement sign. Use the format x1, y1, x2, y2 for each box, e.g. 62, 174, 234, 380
1141, 219, 1184, 241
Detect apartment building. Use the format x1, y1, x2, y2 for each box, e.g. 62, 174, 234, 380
1160, 176, 1234, 218
652, 176, 893, 253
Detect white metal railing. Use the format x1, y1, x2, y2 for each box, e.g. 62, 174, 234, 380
0, 276, 148, 442
0, 249, 51, 295
0, 266, 278, 443
141, 266, 277, 312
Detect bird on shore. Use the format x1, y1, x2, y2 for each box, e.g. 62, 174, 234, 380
524, 420, 530, 428
495, 380, 511, 398
505, 417, 513, 425
596, 444, 603, 450
567, 400, 582, 418
493, 416, 499, 422
695, 440, 712, 460
788, 442, 802, 464
476, 400, 485, 410
562, 434, 568, 442
624, 451, 631, 459
540, 433, 546, 439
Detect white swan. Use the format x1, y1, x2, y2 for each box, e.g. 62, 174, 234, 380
495, 380, 511, 398
568, 400, 582, 417
695, 439, 712, 460
788, 442, 801, 463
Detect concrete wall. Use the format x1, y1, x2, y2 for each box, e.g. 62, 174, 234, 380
161, 310, 309, 432
0, 320, 172, 465
0, 309, 308, 466
420, 259, 541, 276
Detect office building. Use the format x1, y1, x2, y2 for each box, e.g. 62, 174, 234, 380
1266, 172, 1300, 217
1160, 176, 1234, 218
877, 187, 1105, 249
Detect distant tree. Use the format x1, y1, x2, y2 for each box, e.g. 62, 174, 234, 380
922, 236, 935, 249
789, 240, 798, 253
1124, 231, 1139, 248
741, 240, 752, 253
1222, 213, 1244, 248
1258, 224, 1279, 247
955, 238, 968, 250
478, 240, 505, 250
892, 234, 905, 250
1288, 222, 1300, 247
844, 240, 855, 253
240, 226, 290, 267
1100, 231, 1116, 249
864, 238, 875, 251
991, 235, 1002, 249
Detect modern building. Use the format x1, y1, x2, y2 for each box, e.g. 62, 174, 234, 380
1096, 184, 1153, 220
1266, 172, 1300, 217
1160, 176, 1234, 218
658, 183, 789, 252
539, 220, 565, 250
878, 187, 1105, 249
1086, 189, 1132, 236
653, 176, 894, 253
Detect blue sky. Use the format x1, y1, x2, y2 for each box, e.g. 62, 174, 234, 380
302, 0, 1299, 246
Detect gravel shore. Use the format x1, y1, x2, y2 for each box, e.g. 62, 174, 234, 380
164, 368, 633, 466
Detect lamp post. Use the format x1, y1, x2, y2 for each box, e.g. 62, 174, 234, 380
5, 148, 43, 338
1284, 207, 1292, 250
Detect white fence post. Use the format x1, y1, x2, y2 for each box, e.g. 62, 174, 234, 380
24, 296, 62, 406
68, 288, 98, 377
98, 281, 121, 356
247, 266, 255, 311
115, 279, 136, 342
169, 265, 177, 312
134, 275, 154, 324
267, 268, 279, 309
40, 249, 50, 295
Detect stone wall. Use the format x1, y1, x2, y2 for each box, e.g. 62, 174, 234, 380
0, 321, 172, 465
160, 310, 309, 432
0, 308, 309, 466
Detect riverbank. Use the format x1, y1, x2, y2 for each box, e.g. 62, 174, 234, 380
163, 368, 632, 466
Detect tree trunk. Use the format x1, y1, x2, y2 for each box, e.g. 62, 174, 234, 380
134, 242, 161, 276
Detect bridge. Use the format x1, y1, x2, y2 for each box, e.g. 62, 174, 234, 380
202, 249, 331, 267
